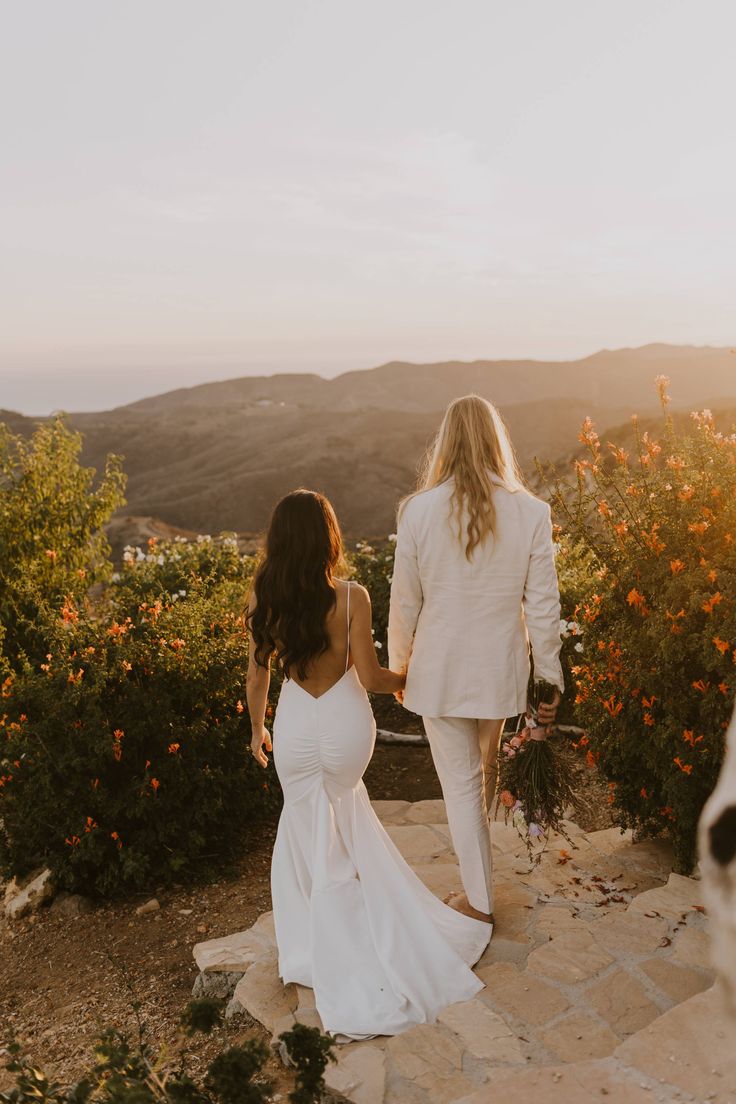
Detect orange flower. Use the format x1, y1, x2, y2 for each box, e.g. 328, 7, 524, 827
107, 622, 129, 638
168, 742, 180, 754
713, 637, 730, 655
67, 668, 84, 685
170, 638, 186, 651
602, 695, 623, 717
642, 431, 661, 461
643, 712, 655, 727
683, 730, 704, 747
122, 660, 133, 672
640, 787, 649, 799
499, 790, 515, 808
665, 455, 685, 470
61, 599, 79, 625
673, 757, 693, 775
92, 777, 99, 790
111, 831, 123, 850
150, 777, 160, 793
655, 374, 671, 405
607, 443, 629, 465
692, 679, 710, 694
614, 521, 629, 539
702, 592, 722, 614
598, 500, 612, 518
578, 417, 600, 453
626, 588, 648, 615
719, 682, 730, 695
585, 750, 597, 768
670, 559, 685, 575
688, 521, 708, 535
65, 835, 81, 847
236, 700, 244, 714
678, 485, 695, 501
641, 695, 657, 709
84, 816, 98, 832
707, 569, 718, 583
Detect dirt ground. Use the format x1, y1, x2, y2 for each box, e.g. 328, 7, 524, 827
1, 741, 613, 1096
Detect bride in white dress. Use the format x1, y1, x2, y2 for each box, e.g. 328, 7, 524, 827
246, 489, 490, 1038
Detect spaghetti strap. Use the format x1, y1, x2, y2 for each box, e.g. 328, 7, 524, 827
345, 581, 351, 673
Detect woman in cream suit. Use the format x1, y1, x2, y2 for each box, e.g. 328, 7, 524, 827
388, 395, 564, 925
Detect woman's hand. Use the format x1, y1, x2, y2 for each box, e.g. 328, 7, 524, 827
250, 723, 272, 768
537, 689, 561, 726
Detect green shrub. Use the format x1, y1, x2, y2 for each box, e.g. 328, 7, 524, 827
550, 380, 736, 870
0, 418, 125, 671
0, 539, 280, 897
1, 1000, 335, 1104
348, 538, 396, 652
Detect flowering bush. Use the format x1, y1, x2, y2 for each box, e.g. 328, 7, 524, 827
0, 538, 280, 897
348, 538, 396, 652
550, 379, 736, 870
0, 418, 125, 671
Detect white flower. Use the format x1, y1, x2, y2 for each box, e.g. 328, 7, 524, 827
559, 618, 569, 637
178, 589, 187, 597
171, 593, 179, 602
375, 641, 383, 649
157, 554, 164, 566
136, 548, 146, 562
111, 572, 120, 582
388, 533, 397, 542
575, 642, 584, 653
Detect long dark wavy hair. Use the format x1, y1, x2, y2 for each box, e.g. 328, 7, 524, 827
247, 489, 345, 680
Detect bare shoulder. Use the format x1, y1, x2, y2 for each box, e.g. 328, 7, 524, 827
347, 580, 371, 608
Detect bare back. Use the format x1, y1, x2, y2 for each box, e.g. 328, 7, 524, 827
289, 579, 352, 700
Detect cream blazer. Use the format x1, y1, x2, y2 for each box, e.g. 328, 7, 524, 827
387, 477, 564, 719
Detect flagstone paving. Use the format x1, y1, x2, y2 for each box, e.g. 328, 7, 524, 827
193, 799, 732, 1104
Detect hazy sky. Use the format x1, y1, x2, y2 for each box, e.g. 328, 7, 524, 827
2, 0, 735, 414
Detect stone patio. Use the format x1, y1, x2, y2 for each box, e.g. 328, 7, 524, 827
193, 800, 733, 1104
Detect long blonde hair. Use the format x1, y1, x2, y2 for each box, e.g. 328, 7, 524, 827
407, 394, 526, 559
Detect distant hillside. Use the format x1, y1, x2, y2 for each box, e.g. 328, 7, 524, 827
4, 344, 735, 537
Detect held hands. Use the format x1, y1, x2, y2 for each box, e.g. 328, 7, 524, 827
394, 665, 408, 705
250, 723, 272, 768
536, 688, 561, 727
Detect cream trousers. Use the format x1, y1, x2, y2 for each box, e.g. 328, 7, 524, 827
423, 716, 505, 915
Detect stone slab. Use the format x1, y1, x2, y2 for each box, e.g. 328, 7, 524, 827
628, 872, 704, 922
193, 928, 272, 973
384, 824, 451, 862
539, 1011, 621, 1062
640, 956, 713, 1003
526, 931, 614, 983
671, 924, 713, 971
438, 996, 524, 1062
325, 1044, 387, 1104
232, 960, 297, 1033
589, 909, 669, 955
585, 968, 660, 1035
615, 985, 736, 1101
371, 800, 411, 823
404, 799, 447, 825
455, 1058, 661, 1104
477, 961, 570, 1026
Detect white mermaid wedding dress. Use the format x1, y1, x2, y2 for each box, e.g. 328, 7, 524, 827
270, 585, 491, 1038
